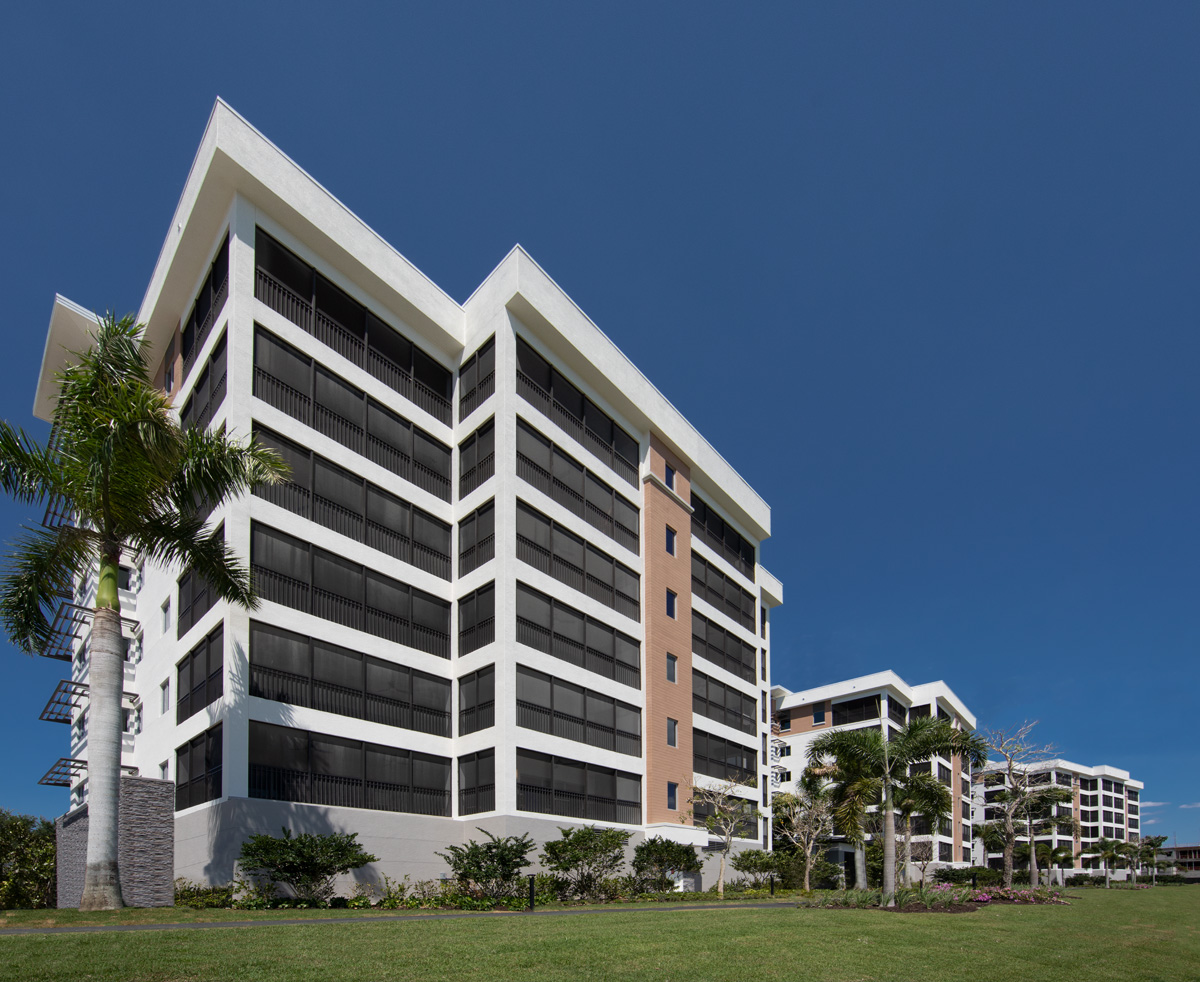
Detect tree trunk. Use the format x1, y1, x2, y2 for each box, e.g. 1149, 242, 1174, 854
1104, 862, 1111, 889
717, 849, 726, 897
854, 840, 866, 889
79, 602, 126, 910
903, 822, 913, 887
802, 845, 811, 892
882, 787, 897, 906
1027, 817, 1039, 888
1002, 834, 1014, 890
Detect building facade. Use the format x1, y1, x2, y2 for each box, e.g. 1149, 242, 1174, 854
34, 100, 783, 886
971, 760, 1144, 876
771, 671, 977, 881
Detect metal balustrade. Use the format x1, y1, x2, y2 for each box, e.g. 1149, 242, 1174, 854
459, 452, 494, 498
459, 616, 495, 655
459, 370, 495, 421
256, 267, 452, 424
459, 702, 494, 735
250, 763, 449, 815
517, 452, 638, 554
459, 784, 495, 815
254, 368, 312, 425
516, 783, 639, 824
459, 533, 494, 577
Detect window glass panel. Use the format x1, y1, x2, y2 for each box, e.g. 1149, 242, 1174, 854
366, 659, 410, 703
516, 419, 552, 470
314, 457, 363, 512
252, 524, 309, 576
517, 666, 553, 707
516, 584, 552, 628
314, 366, 362, 422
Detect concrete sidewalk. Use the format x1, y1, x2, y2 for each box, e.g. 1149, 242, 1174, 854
0, 901, 797, 937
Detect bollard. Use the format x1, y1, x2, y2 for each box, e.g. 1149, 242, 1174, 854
971, 873, 978, 889
529, 873, 536, 911
770, 875, 775, 896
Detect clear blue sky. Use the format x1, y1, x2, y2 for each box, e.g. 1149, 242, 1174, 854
0, 4, 1196, 843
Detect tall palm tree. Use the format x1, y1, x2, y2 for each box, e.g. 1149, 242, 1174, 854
0, 313, 286, 910
895, 772, 952, 886
809, 716, 988, 906
820, 761, 877, 889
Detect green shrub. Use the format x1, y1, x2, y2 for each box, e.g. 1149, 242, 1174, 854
0, 809, 56, 909
437, 830, 534, 899
237, 828, 379, 905
632, 836, 701, 893
934, 865, 1002, 887
540, 826, 631, 902
730, 849, 779, 888
174, 878, 234, 909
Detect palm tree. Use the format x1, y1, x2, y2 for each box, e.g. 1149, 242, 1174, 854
809, 716, 988, 906
1088, 837, 1123, 889
1015, 841, 1075, 883
820, 761, 877, 889
895, 772, 952, 886
0, 313, 286, 909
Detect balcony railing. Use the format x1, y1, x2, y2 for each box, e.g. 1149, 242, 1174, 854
256, 267, 451, 424
459, 616, 495, 656
517, 783, 640, 825
517, 371, 636, 486
459, 533, 494, 577
517, 451, 637, 554
250, 763, 450, 816
459, 452, 494, 498
459, 701, 494, 736
459, 784, 495, 815
517, 701, 641, 757
459, 371, 495, 421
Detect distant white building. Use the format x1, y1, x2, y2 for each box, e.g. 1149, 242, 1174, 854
971, 759, 1144, 875
771, 671, 977, 882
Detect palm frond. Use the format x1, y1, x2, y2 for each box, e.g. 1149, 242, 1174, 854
168, 428, 288, 515
0, 423, 68, 507
0, 524, 97, 653
128, 513, 256, 609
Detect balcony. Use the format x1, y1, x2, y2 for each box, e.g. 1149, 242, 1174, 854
255, 266, 451, 425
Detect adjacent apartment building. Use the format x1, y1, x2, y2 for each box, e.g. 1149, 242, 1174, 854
771, 671, 977, 881
33, 100, 783, 885
972, 760, 1144, 874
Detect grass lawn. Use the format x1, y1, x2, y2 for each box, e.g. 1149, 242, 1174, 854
1, 888, 1197, 981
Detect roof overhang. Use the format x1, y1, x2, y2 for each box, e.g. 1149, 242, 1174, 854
34, 296, 100, 421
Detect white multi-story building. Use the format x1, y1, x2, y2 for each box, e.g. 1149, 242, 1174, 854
972, 759, 1144, 875
771, 671, 977, 881
33, 99, 783, 887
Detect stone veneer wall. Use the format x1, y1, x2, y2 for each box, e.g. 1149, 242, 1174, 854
56, 776, 175, 908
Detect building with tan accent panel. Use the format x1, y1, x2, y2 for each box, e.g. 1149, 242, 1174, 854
972, 759, 1144, 879
771, 671, 977, 883
32, 99, 783, 889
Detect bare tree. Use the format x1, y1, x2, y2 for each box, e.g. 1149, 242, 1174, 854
688, 777, 760, 898
909, 840, 937, 884
772, 768, 834, 891
974, 721, 1075, 889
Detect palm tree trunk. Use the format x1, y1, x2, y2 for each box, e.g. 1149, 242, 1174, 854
1027, 817, 1039, 889
854, 840, 866, 889
79, 602, 125, 910
882, 787, 897, 906
903, 821, 913, 887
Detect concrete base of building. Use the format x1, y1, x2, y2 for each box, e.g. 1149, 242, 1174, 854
56, 777, 175, 908
175, 796, 760, 895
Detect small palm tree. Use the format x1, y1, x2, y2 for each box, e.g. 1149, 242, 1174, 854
1014, 840, 1076, 881
0, 313, 286, 909
808, 717, 988, 906
895, 772, 952, 886
1087, 837, 1124, 889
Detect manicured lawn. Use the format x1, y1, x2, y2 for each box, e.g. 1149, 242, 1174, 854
2, 888, 1197, 981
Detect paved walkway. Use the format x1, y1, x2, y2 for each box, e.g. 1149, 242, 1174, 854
0, 901, 797, 937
